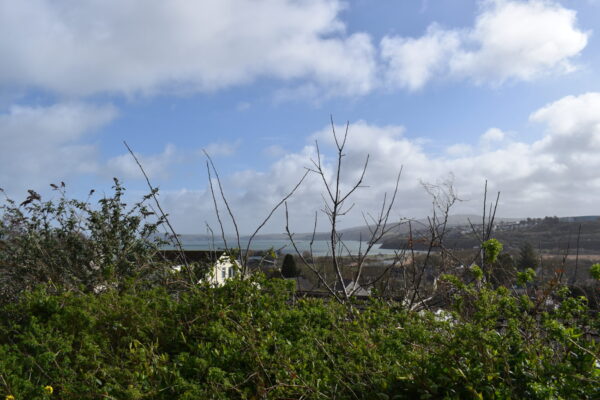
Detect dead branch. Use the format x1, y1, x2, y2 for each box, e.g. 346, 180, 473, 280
285, 118, 403, 303
203, 150, 242, 260
123, 141, 193, 283
203, 149, 308, 276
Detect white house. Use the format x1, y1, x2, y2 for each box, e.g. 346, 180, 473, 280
206, 254, 241, 286
165, 250, 242, 286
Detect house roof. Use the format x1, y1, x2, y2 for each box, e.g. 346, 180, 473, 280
332, 279, 371, 297
159, 249, 226, 264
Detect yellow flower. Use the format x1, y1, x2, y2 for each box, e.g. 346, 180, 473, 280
43, 386, 53, 395
6, 395, 15, 400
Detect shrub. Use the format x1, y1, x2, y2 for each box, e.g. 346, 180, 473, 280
591, 263, 600, 280
482, 238, 503, 264
0, 180, 167, 302
1, 181, 598, 399
0, 277, 598, 399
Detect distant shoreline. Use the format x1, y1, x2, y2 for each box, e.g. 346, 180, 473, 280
162, 238, 401, 256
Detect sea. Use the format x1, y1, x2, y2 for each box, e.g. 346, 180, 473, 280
171, 237, 401, 256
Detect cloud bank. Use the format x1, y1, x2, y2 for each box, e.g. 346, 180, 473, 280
159, 92, 600, 233
0, 103, 117, 192
0, 0, 588, 97
382, 0, 589, 90
0, 0, 376, 97
2, 93, 598, 234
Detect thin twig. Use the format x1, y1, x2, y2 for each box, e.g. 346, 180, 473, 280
123, 141, 192, 282
243, 170, 309, 270
203, 150, 242, 265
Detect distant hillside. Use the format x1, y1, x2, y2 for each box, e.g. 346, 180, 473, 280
326, 215, 520, 242
380, 216, 600, 253
238, 215, 519, 242
172, 215, 600, 253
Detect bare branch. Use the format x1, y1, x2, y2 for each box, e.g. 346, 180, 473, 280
243, 169, 309, 268
286, 118, 406, 302
203, 149, 242, 261
206, 160, 231, 254
285, 202, 342, 303
123, 141, 192, 282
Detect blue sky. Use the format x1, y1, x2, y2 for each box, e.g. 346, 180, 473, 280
1, 0, 600, 234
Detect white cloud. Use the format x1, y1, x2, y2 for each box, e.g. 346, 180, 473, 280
0, 0, 377, 97
0, 0, 585, 98
106, 144, 179, 180
479, 127, 507, 150
452, 0, 589, 82
0, 102, 117, 193
158, 92, 600, 233
203, 140, 242, 158
382, 0, 589, 89
381, 25, 460, 90
529, 92, 600, 177
480, 128, 505, 143
446, 143, 473, 157
530, 92, 600, 137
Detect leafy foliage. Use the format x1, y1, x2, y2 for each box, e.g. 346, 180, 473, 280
517, 267, 537, 287
1, 182, 598, 399
0, 277, 598, 399
591, 263, 600, 281
469, 264, 484, 281
482, 238, 503, 264
0, 180, 168, 302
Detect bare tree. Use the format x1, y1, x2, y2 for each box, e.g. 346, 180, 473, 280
203, 150, 309, 277
420, 176, 462, 269
285, 117, 403, 303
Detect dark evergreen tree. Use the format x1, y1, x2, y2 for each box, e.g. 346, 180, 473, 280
517, 242, 538, 271
281, 254, 299, 278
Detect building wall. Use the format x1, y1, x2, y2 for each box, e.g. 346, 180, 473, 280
207, 255, 239, 286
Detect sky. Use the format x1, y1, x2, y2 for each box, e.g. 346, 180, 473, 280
1, 0, 600, 234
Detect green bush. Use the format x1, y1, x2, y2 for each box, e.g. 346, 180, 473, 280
0, 277, 598, 399
0, 180, 168, 302
482, 238, 503, 264
591, 263, 600, 281
1, 182, 598, 398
